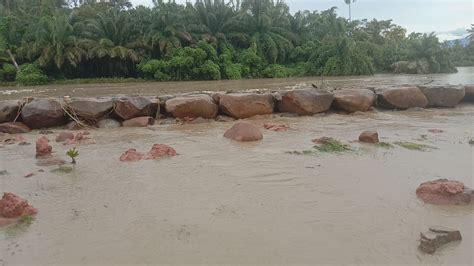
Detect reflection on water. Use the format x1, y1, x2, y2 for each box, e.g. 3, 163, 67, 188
0, 67, 473, 100
0, 105, 473, 264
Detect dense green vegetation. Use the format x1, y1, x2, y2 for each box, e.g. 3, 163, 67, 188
0, 0, 471, 85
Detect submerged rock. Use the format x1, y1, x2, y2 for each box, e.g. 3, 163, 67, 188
224, 121, 263, 142
122, 116, 155, 127
333, 89, 375, 112
120, 144, 177, 162
36, 136, 52, 157
114, 96, 159, 120
263, 123, 289, 132
165, 94, 218, 119
376, 86, 428, 109
21, 98, 66, 128
55, 132, 75, 142
418, 85, 465, 108
66, 97, 113, 120
219, 93, 274, 119
359, 130, 379, 143
416, 179, 473, 205
0, 122, 31, 134
277, 89, 334, 115
419, 226, 462, 254
0, 192, 38, 226
0, 100, 21, 123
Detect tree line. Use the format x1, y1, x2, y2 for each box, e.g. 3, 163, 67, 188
0, 0, 472, 85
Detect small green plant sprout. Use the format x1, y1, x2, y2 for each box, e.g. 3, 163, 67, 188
66, 147, 79, 164
394, 141, 435, 151
19, 215, 34, 225
377, 142, 394, 149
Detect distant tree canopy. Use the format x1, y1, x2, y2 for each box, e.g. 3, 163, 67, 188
0, 0, 469, 84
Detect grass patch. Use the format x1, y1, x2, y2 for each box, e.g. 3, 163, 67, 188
377, 142, 394, 149
51, 165, 74, 173
394, 141, 435, 151
313, 138, 352, 153
18, 215, 34, 225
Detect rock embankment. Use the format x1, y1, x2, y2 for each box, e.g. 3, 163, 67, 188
0, 84, 472, 131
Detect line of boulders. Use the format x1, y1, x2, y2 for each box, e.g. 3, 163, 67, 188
0, 84, 473, 133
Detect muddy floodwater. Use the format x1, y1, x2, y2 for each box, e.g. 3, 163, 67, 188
0, 67, 472, 100
0, 106, 473, 265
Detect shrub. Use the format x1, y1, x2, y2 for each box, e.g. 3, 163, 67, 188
2, 63, 17, 81
261, 64, 293, 78
16, 64, 48, 86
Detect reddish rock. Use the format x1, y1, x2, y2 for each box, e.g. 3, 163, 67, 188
55, 132, 75, 142
418, 85, 465, 108
463, 85, 474, 102
143, 144, 178, 159
277, 89, 334, 115
0, 100, 20, 123
359, 130, 379, 143
0, 122, 31, 134
165, 94, 218, 119
219, 93, 275, 119
263, 123, 289, 132
114, 96, 159, 120
0, 192, 38, 219
416, 179, 473, 205
122, 116, 155, 127
66, 97, 113, 120
21, 98, 66, 128
1, 134, 26, 145
120, 144, 177, 162
36, 136, 52, 157
120, 149, 144, 162
333, 89, 375, 112
376, 86, 428, 109
64, 131, 95, 145
224, 121, 263, 142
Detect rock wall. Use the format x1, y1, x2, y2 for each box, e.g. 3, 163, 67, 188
0, 84, 472, 131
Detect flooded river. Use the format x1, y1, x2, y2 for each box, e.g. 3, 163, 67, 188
0, 70, 473, 265
0, 67, 473, 100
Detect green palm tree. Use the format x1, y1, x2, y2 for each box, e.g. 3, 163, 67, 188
238, 0, 294, 64
344, 0, 356, 22
18, 15, 85, 70
468, 24, 474, 42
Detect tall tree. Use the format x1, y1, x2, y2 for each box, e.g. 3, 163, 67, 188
344, 0, 356, 22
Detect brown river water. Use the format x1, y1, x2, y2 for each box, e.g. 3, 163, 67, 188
1, 69, 474, 265
0, 67, 473, 99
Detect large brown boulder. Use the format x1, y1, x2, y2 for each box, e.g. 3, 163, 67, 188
165, 94, 218, 119
276, 89, 333, 115
224, 121, 263, 142
219, 93, 274, 119
333, 89, 375, 112
418, 85, 465, 107
416, 179, 473, 205
21, 98, 66, 128
0, 100, 20, 123
376, 86, 428, 109
0, 122, 31, 134
66, 97, 113, 120
463, 85, 474, 102
359, 130, 379, 143
114, 97, 159, 120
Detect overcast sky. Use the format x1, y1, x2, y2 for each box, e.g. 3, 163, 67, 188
130, 0, 473, 41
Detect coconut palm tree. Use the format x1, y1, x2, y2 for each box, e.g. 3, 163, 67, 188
344, 0, 356, 22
